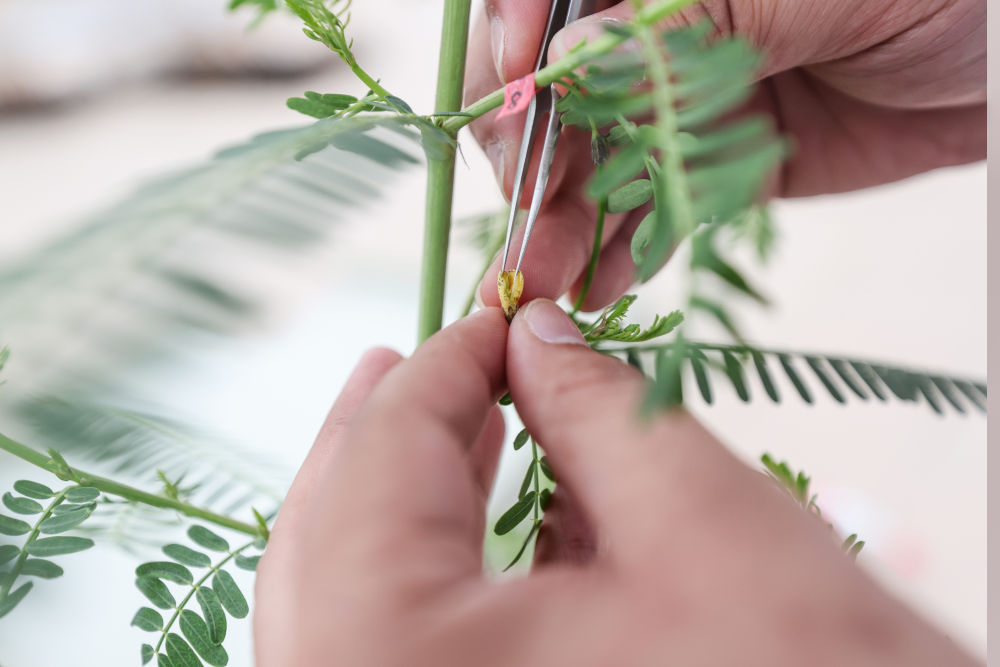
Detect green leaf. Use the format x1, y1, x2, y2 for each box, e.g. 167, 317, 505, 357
517, 463, 535, 500
165, 632, 203, 667
180, 610, 229, 666
131, 607, 164, 632
953, 380, 986, 412
848, 540, 865, 559
234, 554, 260, 571
51, 502, 95, 515
539, 456, 555, 482
690, 296, 742, 342
142, 644, 155, 665
27, 536, 94, 556
721, 351, 749, 402
65, 487, 100, 503
38, 507, 91, 534
751, 351, 779, 402
849, 362, 887, 401
157, 652, 176, 667
630, 210, 656, 265
286, 92, 357, 119
0, 544, 19, 565
915, 378, 944, 415
539, 488, 552, 511
0, 581, 33, 619
136, 561, 194, 585
12, 480, 53, 499
828, 359, 868, 400
804, 356, 845, 404
213, 570, 249, 619
607, 179, 653, 213
196, 586, 228, 645
164, 544, 212, 568
498, 393, 513, 406
778, 354, 812, 404
501, 521, 540, 572
0, 514, 31, 536
688, 353, 713, 404
20, 558, 63, 579
494, 493, 536, 536
2, 492, 42, 515
512, 429, 529, 451
929, 377, 967, 415
188, 526, 230, 552
136, 576, 176, 610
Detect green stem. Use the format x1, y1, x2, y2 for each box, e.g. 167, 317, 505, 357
572, 196, 607, 315
0, 489, 68, 605
0, 432, 258, 537
417, 0, 472, 342
153, 540, 254, 655
530, 438, 541, 522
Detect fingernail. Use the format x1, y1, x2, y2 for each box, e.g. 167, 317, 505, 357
552, 17, 623, 60
521, 299, 587, 345
490, 14, 507, 83
474, 284, 486, 310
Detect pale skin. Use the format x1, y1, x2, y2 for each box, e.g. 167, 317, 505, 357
255, 302, 979, 665
255, 3, 985, 663
468, 0, 986, 310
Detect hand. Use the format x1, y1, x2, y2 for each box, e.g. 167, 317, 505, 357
254, 302, 978, 666
466, 0, 986, 311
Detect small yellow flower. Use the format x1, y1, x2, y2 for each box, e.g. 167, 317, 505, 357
497, 270, 524, 322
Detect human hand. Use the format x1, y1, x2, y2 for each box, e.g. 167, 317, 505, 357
254, 302, 978, 666
467, 0, 986, 312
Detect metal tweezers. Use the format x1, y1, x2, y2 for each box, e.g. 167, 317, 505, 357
499, 0, 598, 277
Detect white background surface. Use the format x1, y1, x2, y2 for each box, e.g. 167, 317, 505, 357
0, 0, 986, 664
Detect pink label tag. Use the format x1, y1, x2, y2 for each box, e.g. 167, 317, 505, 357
495, 74, 537, 120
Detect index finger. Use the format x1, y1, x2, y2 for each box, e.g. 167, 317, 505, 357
309, 308, 509, 581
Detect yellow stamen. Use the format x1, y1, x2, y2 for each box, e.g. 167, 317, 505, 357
497, 270, 524, 322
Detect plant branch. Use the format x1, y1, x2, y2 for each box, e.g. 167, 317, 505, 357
0, 432, 259, 537
439, 0, 698, 134
418, 0, 472, 342
0, 488, 69, 605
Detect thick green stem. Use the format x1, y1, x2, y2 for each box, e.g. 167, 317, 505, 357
417, 0, 472, 342
0, 432, 258, 536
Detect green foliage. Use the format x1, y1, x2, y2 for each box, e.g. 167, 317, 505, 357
494, 434, 556, 571
0, 483, 101, 619
285, 0, 355, 63
761, 454, 865, 559
618, 340, 986, 416
19, 399, 286, 518
579, 295, 684, 344
132, 526, 262, 666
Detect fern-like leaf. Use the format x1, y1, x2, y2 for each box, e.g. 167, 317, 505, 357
610, 341, 986, 416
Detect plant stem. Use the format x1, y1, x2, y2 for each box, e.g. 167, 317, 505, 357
417, 0, 472, 342
572, 196, 607, 314
0, 432, 258, 537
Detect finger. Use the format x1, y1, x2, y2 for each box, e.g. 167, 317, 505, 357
314, 308, 509, 581
507, 299, 743, 551
533, 487, 597, 567
468, 404, 506, 498
270, 347, 402, 541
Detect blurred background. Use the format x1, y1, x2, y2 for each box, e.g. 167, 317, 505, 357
0, 0, 986, 664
